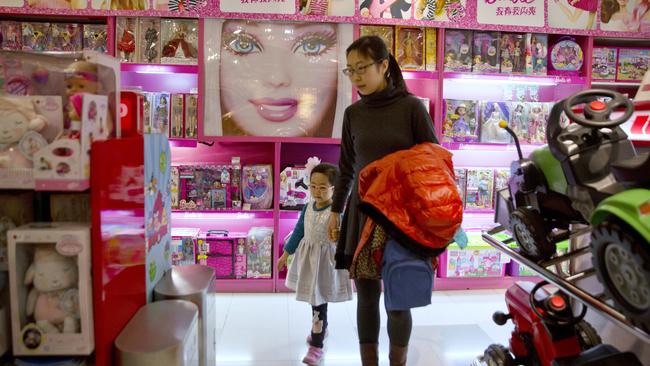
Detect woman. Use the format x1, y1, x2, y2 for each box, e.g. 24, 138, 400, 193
219, 20, 340, 137
328, 35, 437, 366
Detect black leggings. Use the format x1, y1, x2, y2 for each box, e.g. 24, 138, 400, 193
310, 303, 328, 348
355, 279, 412, 347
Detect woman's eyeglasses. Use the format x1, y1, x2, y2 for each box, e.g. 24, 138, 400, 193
342, 62, 378, 76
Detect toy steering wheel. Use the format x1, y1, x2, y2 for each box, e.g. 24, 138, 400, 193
564, 89, 634, 129
529, 281, 587, 327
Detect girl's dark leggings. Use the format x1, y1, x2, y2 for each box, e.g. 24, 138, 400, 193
310, 303, 328, 348
355, 278, 412, 347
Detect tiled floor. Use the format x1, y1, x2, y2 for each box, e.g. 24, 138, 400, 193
213, 289, 514, 366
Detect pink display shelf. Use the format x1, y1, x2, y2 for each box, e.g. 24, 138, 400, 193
172, 209, 274, 218
433, 276, 540, 291
403, 70, 439, 80
443, 72, 588, 85
171, 140, 275, 165
121, 63, 198, 93
211, 278, 274, 293
200, 136, 341, 145
34, 179, 90, 192
169, 138, 198, 148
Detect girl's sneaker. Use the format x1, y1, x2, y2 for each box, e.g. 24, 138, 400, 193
302, 346, 324, 365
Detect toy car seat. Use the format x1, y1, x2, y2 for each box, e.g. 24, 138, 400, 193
554, 344, 642, 366
609, 152, 650, 188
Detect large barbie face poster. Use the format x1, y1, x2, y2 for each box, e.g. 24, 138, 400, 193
203, 19, 353, 138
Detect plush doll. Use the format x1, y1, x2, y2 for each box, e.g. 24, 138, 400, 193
0, 97, 48, 169
24, 246, 80, 334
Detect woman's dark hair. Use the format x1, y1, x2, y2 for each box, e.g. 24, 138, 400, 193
601, 0, 620, 23
346, 35, 408, 94
310, 163, 339, 186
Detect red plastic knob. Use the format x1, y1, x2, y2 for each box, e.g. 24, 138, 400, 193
549, 295, 566, 311
589, 101, 606, 111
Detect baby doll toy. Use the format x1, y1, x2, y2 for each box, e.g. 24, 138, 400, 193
0, 97, 48, 170
24, 246, 80, 334
64, 60, 98, 129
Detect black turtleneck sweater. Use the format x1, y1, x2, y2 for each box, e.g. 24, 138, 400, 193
332, 84, 438, 269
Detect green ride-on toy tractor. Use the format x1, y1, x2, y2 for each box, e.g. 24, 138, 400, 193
494, 89, 650, 331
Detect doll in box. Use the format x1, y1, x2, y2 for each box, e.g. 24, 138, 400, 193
528, 103, 550, 144
396, 27, 424, 70
243, 165, 273, 209
0, 97, 49, 169
473, 32, 499, 73
154, 94, 170, 134
442, 99, 478, 143
185, 94, 198, 138
1, 21, 21, 50
64, 60, 98, 131
140, 18, 161, 64
479, 102, 511, 144
444, 30, 472, 72
466, 169, 494, 209
117, 18, 137, 63
83, 24, 107, 53
161, 20, 198, 64
171, 94, 184, 138
508, 102, 528, 141
25, 246, 79, 334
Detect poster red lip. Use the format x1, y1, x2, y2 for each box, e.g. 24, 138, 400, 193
250, 98, 299, 122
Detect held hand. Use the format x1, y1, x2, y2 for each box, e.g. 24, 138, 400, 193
328, 212, 341, 242
277, 252, 289, 272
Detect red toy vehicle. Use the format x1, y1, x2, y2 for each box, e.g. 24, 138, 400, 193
479, 281, 642, 366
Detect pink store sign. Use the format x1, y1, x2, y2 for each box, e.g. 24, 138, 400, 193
477, 0, 544, 27
219, 0, 295, 14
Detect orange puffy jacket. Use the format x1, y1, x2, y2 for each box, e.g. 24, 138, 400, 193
356, 142, 463, 259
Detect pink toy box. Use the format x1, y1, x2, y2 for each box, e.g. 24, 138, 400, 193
548, 37, 583, 76
197, 230, 247, 279
246, 227, 273, 279
7, 223, 94, 356
242, 164, 273, 210
171, 227, 200, 266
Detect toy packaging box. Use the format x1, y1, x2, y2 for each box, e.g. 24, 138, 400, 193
171, 227, 200, 267
160, 19, 199, 65
453, 168, 467, 207
507, 102, 529, 141
425, 27, 436, 71
50, 24, 83, 52
592, 47, 617, 80
465, 168, 494, 210
246, 227, 273, 279
0, 96, 64, 190
230, 157, 242, 209
170, 94, 185, 138
472, 31, 499, 74
116, 17, 138, 63
395, 27, 424, 71
1, 21, 22, 50
526, 102, 550, 144
82, 24, 108, 53
617, 48, 650, 82
279, 166, 310, 210
444, 30, 473, 72
494, 169, 510, 204
549, 37, 583, 74
138, 17, 161, 64
242, 164, 273, 210
442, 99, 478, 143
526, 33, 548, 75
479, 101, 511, 144
153, 92, 170, 135
184, 94, 198, 139
7, 223, 94, 356
500, 33, 526, 74
171, 166, 180, 209
177, 165, 234, 210
359, 25, 394, 54
438, 232, 508, 278
142, 92, 154, 134
198, 230, 247, 279
21, 23, 48, 52
34, 94, 109, 188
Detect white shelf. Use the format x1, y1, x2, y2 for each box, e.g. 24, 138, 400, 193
591, 81, 640, 87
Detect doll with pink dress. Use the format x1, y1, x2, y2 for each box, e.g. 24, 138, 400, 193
116, 18, 137, 63
242, 164, 273, 209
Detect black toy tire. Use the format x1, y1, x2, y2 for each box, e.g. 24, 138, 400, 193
575, 320, 602, 350
482, 344, 516, 366
510, 207, 556, 262
591, 220, 650, 333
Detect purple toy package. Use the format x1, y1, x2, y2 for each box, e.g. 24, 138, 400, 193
444, 29, 472, 72
479, 102, 511, 144
0, 21, 22, 50
21, 22, 48, 52
472, 31, 500, 73
246, 227, 273, 279
526, 33, 548, 75
454, 168, 467, 207
500, 33, 526, 74
52, 23, 83, 52
242, 164, 273, 210
234, 236, 247, 278
442, 99, 478, 143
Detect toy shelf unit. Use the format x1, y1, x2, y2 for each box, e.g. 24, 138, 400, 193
482, 226, 650, 341
590, 37, 650, 95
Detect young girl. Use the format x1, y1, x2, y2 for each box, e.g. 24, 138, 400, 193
278, 163, 352, 365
